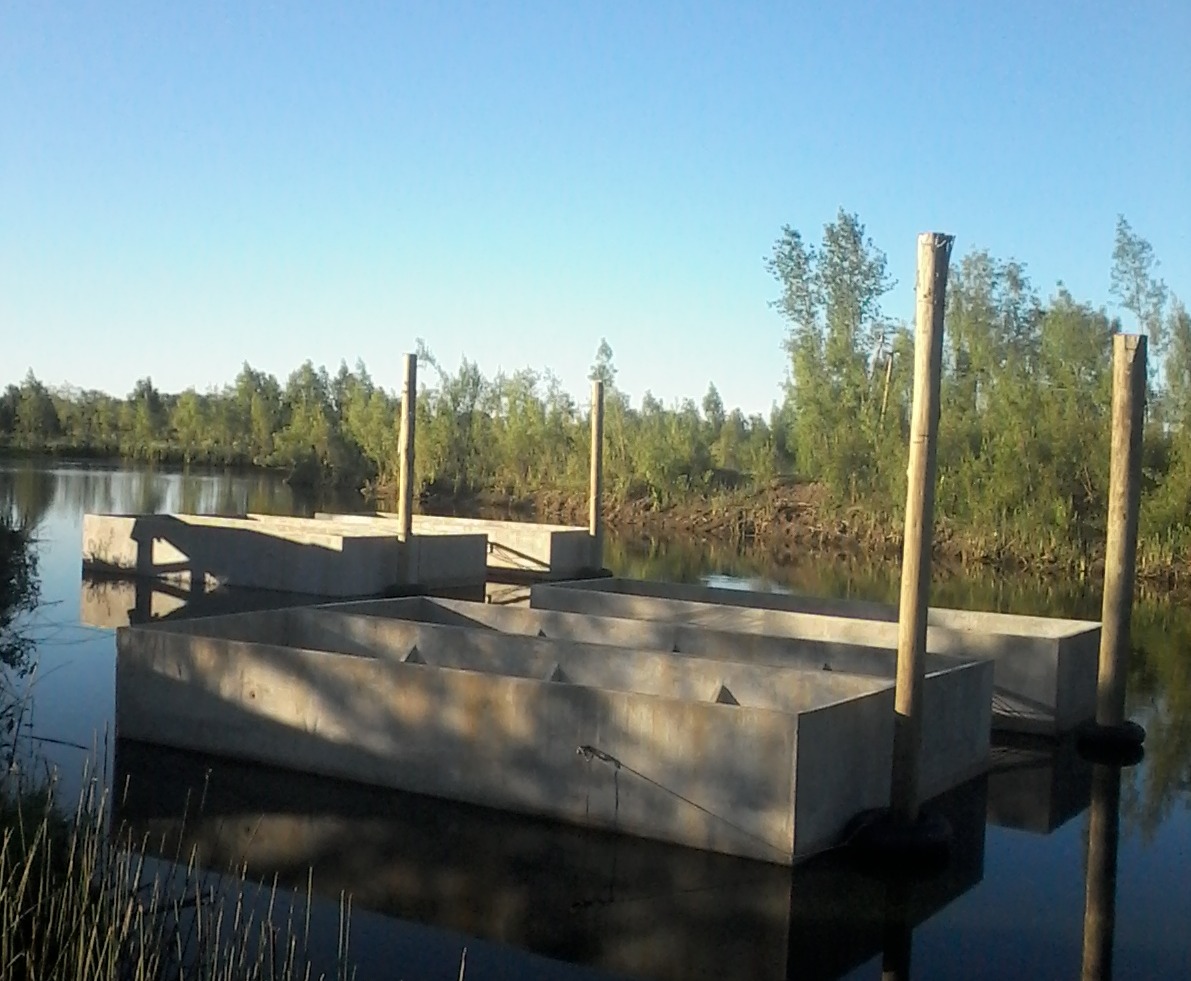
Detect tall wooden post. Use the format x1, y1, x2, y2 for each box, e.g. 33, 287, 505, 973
1080, 764, 1122, 981
588, 379, 605, 571
397, 353, 417, 544
891, 232, 953, 825
1096, 334, 1146, 729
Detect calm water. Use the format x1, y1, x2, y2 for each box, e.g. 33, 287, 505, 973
2, 459, 1188, 980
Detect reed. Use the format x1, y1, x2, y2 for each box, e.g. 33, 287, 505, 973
0, 761, 355, 981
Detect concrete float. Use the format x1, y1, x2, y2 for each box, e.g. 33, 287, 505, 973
324, 596, 992, 799
312, 511, 596, 579
82, 512, 488, 597
113, 738, 988, 981
115, 604, 897, 865
530, 578, 1101, 736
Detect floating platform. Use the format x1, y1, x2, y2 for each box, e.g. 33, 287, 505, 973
313, 511, 596, 579
116, 602, 898, 865
326, 596, 991, 800
530, 578, 1101, 735
82, 513, 488, 597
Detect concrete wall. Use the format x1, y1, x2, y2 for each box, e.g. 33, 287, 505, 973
531, 578, 1099, 735
313, 511, 595, 577
82, 513, 488, 596
322, 596, 990, 798
117, 608, 897, 864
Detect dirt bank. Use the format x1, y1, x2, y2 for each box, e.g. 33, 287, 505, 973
420, 480, 1188, 592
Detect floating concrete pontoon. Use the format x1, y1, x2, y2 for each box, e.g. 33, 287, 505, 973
326, 596, 991, 799
82, 513, 488, 597
530, 578, 1101, 735
313, 511, 596, 579
116, 603, 897, 865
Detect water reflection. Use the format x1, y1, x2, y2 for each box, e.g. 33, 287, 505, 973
985, 735, 1093, 835
1080, 764, 1124, 981
113, 740, 990, 981
0, 458, 367, 528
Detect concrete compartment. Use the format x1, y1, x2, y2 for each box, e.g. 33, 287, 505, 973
531, 578, 1100, 735
324, 596, 991, 799
313, 511, 596, 578
116, 605, 896, 865
82, 512, 488, 596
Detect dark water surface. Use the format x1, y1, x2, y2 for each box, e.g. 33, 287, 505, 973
2, 460, 1188, 980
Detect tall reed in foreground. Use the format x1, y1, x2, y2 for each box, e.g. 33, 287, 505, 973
0, 768, 355, 981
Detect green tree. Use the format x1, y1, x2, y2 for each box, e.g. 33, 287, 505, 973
766, 209, 895, 500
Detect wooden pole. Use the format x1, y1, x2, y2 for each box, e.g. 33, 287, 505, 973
890, 232, 953, 825
1080, 763, 1122, 981
396, 353, 417, 544
588, 379, 605, 571
1096, 334, 1146, 729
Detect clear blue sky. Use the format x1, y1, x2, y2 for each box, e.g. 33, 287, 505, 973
3, 1, 1188, 416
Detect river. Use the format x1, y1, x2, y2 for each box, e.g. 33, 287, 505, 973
1, 459, 1188, 980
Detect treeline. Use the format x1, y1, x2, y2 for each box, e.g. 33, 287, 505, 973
768, 211, 1190, 569
0, 343, 782, 505
2, 210, 1189, 572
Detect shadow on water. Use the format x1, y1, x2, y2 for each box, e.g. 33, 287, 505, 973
113, 740, 994, 981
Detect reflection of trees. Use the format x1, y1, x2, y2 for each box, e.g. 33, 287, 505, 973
0, 504, 39, 680
1121, 604, 1191, 838
0, 463, 58, 532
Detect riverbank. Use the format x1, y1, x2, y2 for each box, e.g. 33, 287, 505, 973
421, 479, 1191, 593
8, 449, 1188, 592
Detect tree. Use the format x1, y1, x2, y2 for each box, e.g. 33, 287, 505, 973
766, 210, 895, 500
701, 383, 725, 440
589, 339, 617, 388
1111, 215, 1168, 351
15, 372, 60, 444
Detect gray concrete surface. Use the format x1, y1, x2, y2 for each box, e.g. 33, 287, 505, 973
531, 578, 1100, 735
117, 606, 897, 864
314, 511, 595, 577
324, 596, 991, 798
82, 513, 488, 596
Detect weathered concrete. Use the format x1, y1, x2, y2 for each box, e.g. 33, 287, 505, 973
531, 578, 1100, 735
314, 511, 595, 578
325, 596, 991, 799
113, 738, 987, 981
82, 513, 488, 596
116, 604, 897, 865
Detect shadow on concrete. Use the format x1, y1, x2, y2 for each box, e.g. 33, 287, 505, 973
116, 607, 899, 865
